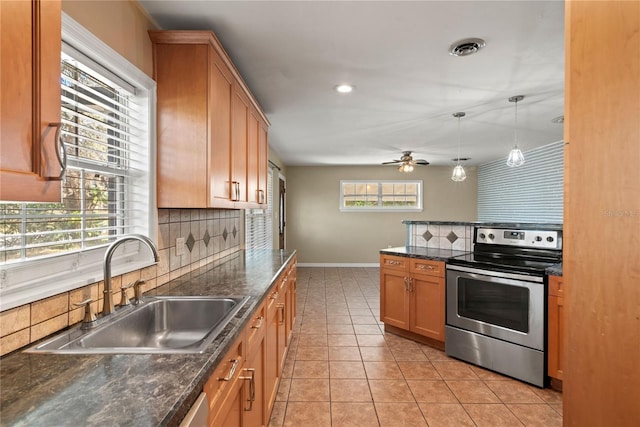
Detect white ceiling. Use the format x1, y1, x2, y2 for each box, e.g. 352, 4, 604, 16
139, 0, 565, 167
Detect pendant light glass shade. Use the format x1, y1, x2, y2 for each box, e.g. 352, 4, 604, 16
451, 164, 467, 181
506, 146, 525, 167
451, 112, 467, 182
506, 95, 525, 167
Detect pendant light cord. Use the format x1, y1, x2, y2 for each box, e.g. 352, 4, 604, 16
513, 98, 519, 148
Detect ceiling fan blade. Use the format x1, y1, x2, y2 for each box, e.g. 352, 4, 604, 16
414, 159, 429, 165
381, 159, 402, 164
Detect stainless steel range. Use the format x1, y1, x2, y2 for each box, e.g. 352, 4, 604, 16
445, 226, 562, 387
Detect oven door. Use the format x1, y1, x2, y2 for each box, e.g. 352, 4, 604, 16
446, 265, 545, 351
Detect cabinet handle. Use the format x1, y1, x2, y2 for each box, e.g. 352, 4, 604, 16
41, 123, 67, 181
387, 260, 400, 265
231, 181, 240, 201
277, 302, 285, 325
270, 291, 279, 300
218, 358, 240, 381
417, 264, 434, 270
241, 368, 256, 411
403, 277, 409, 291
407, 277, 414, 293
251, 316, 264, 329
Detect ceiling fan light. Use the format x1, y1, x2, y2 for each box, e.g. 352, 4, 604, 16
506, 146, 525, 167
451, 164, 467, 181
399, 163, 414, 173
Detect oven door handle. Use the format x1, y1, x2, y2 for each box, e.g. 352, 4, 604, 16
446, 264, 544, 283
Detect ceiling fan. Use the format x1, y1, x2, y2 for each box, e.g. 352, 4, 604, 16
382, 151, 429, 172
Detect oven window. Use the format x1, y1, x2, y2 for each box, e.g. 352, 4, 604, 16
458, 278, 529, 333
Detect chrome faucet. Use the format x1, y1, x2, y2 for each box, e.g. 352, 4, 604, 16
103, 234, 159, 316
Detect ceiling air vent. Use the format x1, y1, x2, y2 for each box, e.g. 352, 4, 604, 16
449, 38, 486, 57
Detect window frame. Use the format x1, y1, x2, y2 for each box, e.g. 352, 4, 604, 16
0, 14, 157, 312
339, 180, 423, 212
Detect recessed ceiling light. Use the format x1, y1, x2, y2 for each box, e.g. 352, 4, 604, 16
335, 84, 354, 93
449, 38, 486, 57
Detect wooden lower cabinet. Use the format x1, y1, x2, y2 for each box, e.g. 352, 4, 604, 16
548, 275, 564, 383
380, 255, 445, 343
203, 258, 296, 427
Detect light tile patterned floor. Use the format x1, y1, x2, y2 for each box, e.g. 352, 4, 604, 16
269, 267, 563, 427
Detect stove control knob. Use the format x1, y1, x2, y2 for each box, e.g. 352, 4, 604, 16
535, 236, 543, 242
547, 236, 555, 243
479, 233, 486, 240
488, 233, 495, 240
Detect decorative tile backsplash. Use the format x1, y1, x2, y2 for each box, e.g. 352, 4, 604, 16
0, 208, 242, 356
407, 222, 474, 251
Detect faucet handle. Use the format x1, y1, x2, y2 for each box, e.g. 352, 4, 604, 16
73, 298, 97, 328
132, 279, 146, 304
118, 285, 132, 307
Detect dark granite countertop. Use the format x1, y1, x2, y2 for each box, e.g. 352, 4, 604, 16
546, 263, 563, 276
402, 220, 563, 231
0, 249, 296, 427
380, 246, 470, 261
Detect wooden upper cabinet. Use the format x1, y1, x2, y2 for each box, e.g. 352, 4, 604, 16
257, 122, 268, 206
231, 85, 249, 204
149, 30, 269, 209
1, 0, 62, 202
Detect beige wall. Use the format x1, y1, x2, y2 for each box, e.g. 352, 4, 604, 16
285, 165, 478, 264
62, 0, 157, 77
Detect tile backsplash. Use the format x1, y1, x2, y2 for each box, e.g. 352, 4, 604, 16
0, 209, 242, 356
407, 222, 473, 251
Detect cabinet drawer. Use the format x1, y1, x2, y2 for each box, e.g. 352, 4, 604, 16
204, 338, 244, 417
410, 258, 444, 277
549, 275, 564, 297
380, 255, 408, 271
246, 301, 266, 357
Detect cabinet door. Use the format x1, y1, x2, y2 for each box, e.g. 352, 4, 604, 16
243, 339, 265, 427
264, 288, 281, 416
155, 43, 209, 207
246, 109, 260, 206
380, 268, 410, 329
231, 86, 248, 203
213, 377, 243, 427
1, 0, 62, 202
410, 273, 445, 341
257, 123, 268, 206
548, 294, 564, 380
209, 45, 234, 207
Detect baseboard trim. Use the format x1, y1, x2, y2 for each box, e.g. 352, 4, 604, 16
296, 263, 379, 268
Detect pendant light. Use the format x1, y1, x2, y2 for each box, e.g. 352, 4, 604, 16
451, 112, 467, 182
506, 95, 525, 167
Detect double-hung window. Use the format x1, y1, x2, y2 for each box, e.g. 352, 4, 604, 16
340, 180, 423, 212
0, 15, 156, 311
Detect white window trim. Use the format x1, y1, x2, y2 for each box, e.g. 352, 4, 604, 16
339, 180, 423, 213
0, 14, 157, 312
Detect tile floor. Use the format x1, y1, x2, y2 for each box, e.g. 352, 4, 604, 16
268, 267, 563, 427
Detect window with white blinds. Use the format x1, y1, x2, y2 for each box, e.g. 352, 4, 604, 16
245, 168, 274, 250
0, 14, 156, 311
1, 51, 143, 261
477, 141, 564, 222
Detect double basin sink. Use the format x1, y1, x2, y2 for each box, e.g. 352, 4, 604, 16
26, 296, 250, 354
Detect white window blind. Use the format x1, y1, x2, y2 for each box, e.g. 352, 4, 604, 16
0, 14, 156, 311
339, 180, 423, 212
477, 141, 564, 222
1, 51, 143, 262
245, 168, 274, 250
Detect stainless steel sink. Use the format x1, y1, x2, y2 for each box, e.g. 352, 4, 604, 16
25, 296, 250, 354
